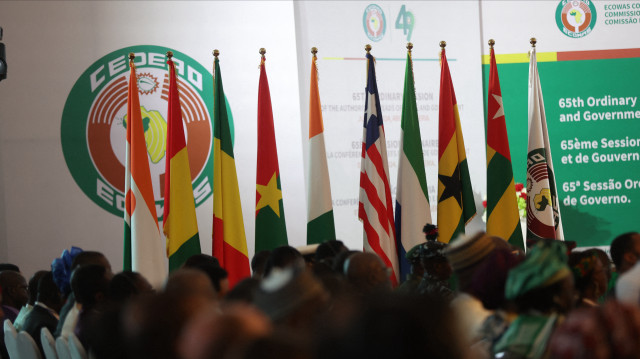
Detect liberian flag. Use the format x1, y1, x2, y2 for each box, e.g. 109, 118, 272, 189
307, 50, 336, 245
527, 43, 564, 240
395, 48, 431, 281
359, 51, 399, 286
486, 43, 524, 249
437, 45, 476, 244
124, 55, 166, 287
255, 52, 288, 252
212, 54, 250, 287
163, 56, 201, 271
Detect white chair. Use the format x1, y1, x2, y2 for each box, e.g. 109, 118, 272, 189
66, 334, 87, 359
54, 337, 72, 359
40, 328, 58, 359
3, 320, 18, 359
15, 331, 42, 359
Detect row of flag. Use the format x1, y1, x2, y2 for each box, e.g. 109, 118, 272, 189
122, 39, 564, 287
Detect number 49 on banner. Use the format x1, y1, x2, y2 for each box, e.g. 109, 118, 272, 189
395, 5, 414, 41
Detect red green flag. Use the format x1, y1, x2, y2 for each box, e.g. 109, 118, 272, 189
486, 43, 524, 249
163, 55, 201, 271
212, 53, 250, 287
124, 54, 166, 287
255, 52, 288, 251
437, 45, 476, 243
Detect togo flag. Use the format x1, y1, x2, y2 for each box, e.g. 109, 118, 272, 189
212, 52, 250, 287
163, 55, 201, 271
437, 44, 476, 244
395, 45, 431, 281
124, 54, 166, 287
486, 41, 524, 249
307, 48, 336, 245
527, 41, 564, 241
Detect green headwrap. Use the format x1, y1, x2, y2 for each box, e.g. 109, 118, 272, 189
505, 240, 571, 300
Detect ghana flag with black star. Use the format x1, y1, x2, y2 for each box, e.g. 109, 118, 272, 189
486, 43, 524, 249
255, 53, 288, 252
437, 45, 476, 244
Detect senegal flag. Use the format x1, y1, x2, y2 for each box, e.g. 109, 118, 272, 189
486, 42, 524, 249
212, 53, 250, 286
255, 51, 288, 251
163, 55, 201, 271
437, 44, 476, 244
307, 49, 336, 245
124, 54, 166, 287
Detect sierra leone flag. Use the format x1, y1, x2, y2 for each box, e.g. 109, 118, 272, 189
395, 48, 431, 281
486, 43, 524, 249
307, 50, 336, 245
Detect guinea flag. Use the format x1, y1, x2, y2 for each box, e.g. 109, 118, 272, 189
486, 41, 524, 249
307, 48, 336, 245
255, 50, 288, 252
124, 53, 166, 287
437, 43, 476, 244
212, 51, 250, 286
163, 54, 201, 271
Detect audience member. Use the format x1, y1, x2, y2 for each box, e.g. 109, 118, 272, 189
0, 270, 28, 322
251, 250, 271, 279
263, 246, 305, 277
569, 250, 607, 307
71, 264, 111, 348
610, 232, 640, 275
344, 252, 392, 296
22, 271, 63, 355
416, 240, 452, 298
13, 269, 47, 330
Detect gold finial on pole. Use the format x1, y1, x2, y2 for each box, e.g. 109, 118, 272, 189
311, 47, 318, 57
166, 51, 173, 59
129, 52, 135, 61
530, 37, 537, 47
407, 42, 413, 52
488, 39, 495, 49
439, 41, 447, 49
213, 49, 219, 58
259, 48, 266, 56
365, 44, 372, 53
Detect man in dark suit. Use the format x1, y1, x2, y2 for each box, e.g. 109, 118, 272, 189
22, 271, 63, 355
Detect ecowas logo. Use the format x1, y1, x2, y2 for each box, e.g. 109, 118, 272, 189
363, 4, 386, 42
61, 45, 213, 218
556, 0, 597, 38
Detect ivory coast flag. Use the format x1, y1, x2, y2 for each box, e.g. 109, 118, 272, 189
255, 53, 288, 252
307, 50, 336, 245
163, 57, 201, 271
395, 47, 431, 280
437, 45, 476, 244
124, 55, 166, 287
212, 54, 250, 286
486, 43, 524, 249
527, 43, 564, 241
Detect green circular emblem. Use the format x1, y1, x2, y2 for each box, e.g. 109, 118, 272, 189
556, 0, 597, 38
61, 45, 214, 218
363, 4, 386, 42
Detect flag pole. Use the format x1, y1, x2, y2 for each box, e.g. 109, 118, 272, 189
489, 38, 495, 49
213, 49, 219, 58
530, 37, 537, 47
166, 51, 173, 60
311, 46, 317, 57
259, 47, 266, 67
129, 52, 135, 63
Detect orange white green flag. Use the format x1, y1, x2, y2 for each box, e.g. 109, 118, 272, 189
212, 52, 250, 286
307, 49, 336, 245
163, 54, 201, 271
437, 44, 476, 243
124, 53, 166, 287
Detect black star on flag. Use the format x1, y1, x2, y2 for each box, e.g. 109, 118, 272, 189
438, 164, 462, 207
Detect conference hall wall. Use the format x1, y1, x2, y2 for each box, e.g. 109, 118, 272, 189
0, 1, 638, 277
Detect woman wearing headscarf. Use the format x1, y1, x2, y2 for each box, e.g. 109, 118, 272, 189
568, 250, 608, 307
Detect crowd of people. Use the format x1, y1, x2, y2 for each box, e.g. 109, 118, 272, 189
2, 229, 640, 359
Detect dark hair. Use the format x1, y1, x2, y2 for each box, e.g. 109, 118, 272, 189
0, 263, 20, 272
569, 251, 597, 294
264, 246, 303, 277
190, 263, 228, 292
28, 270, 48, 306
513, 278, 568, 313
71, 264, 110, 308
37, 271, 62, 307
251, 250, 271, 277
610, 232, 638, 269
183, 254, 220, 268
71, 251, 108, 271
316, 240, 347, 262
108, 271, 148, 303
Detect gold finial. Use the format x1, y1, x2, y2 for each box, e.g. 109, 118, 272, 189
530, 37, 537, 47
259, 48, 266, 56
488, 39, 495, 48
439, 41, 447, 49
407, 42, 413, 52
311, 47, 318, 56
129, 52, 135, 61
213, 49, 219, 58
365, 44, 372, 53
166, 51, 173, 59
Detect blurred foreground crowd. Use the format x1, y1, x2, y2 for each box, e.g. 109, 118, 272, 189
3, 229, 640, 359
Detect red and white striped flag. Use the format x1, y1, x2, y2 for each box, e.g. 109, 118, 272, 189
358, 51, 399, 286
